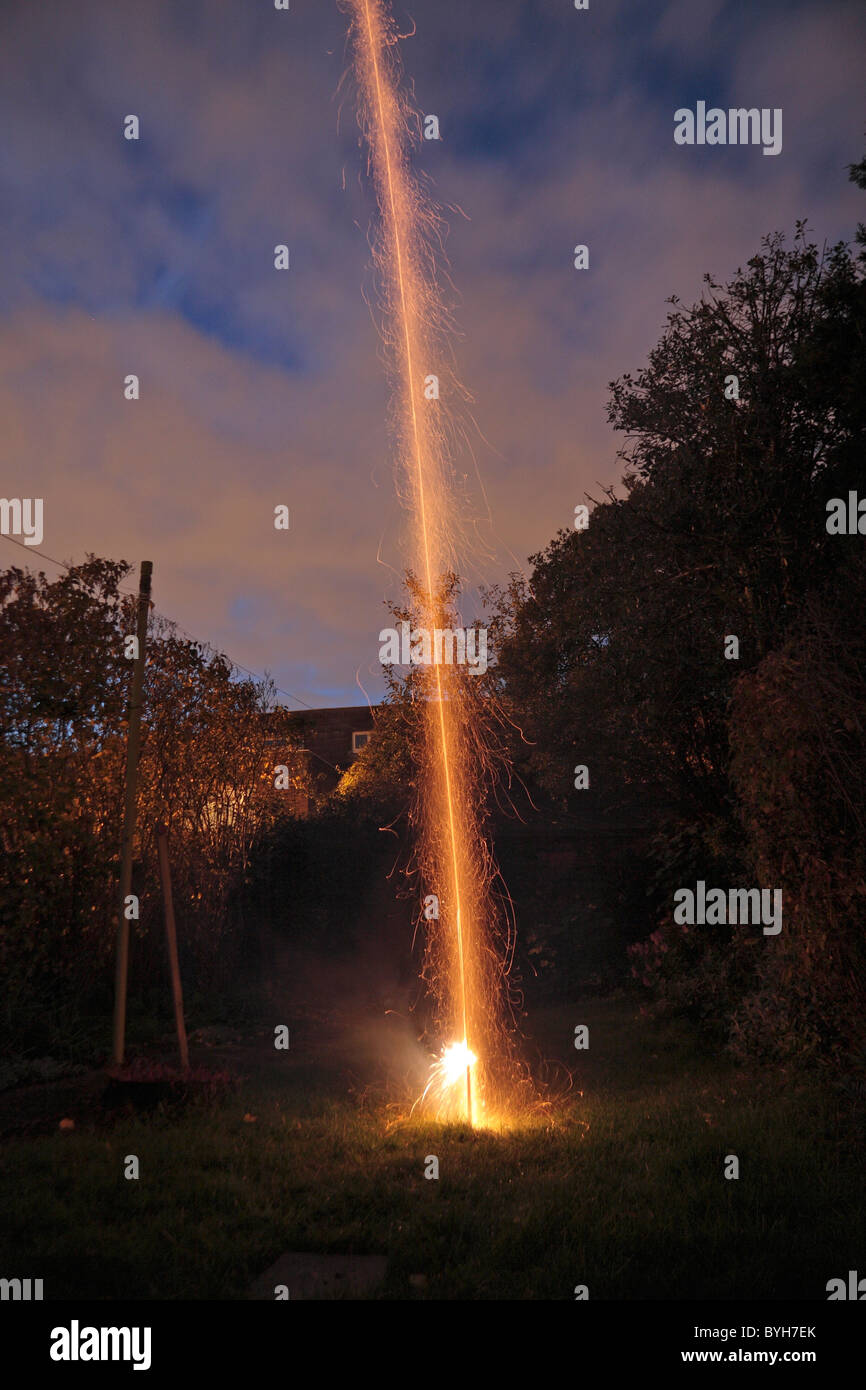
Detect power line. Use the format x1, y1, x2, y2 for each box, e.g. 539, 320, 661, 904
0, 534, 140, 597
0, 530, 319, 710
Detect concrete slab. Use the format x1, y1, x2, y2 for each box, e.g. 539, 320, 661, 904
248, 1251, 388, 1300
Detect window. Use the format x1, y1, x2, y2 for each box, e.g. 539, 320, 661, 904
352, 730, 373, 753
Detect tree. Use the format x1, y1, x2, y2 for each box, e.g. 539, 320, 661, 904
497, 221, 863, 816
0, 556, 304, 1051
493, 187, 866, 1058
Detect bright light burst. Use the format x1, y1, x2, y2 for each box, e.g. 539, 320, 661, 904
412, 1039, 479, 1125
441, 1039, 477, 1084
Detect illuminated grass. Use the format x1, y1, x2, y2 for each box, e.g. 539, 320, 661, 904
0, 999, 862, 1299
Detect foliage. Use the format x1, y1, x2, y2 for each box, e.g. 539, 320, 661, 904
727, 550, 866, 1062
0, 557, 306, 1055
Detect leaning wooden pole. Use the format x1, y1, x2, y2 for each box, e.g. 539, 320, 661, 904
156, 824, 189, 1071
111, 560, 152, 1066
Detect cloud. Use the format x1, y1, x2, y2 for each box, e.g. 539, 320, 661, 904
1, 0, 863, 704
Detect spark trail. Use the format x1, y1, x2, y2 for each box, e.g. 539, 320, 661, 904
344, 0, 520, 1127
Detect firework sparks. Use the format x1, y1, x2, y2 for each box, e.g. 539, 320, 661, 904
343, 0, 522, 1128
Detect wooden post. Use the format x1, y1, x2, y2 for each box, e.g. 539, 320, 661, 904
156, 825, 189, 1071
111, 560, 152, 1067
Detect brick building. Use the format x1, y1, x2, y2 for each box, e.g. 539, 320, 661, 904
266, 705, 378, 814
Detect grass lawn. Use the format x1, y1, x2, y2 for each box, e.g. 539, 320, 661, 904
0, 997, 862, 1299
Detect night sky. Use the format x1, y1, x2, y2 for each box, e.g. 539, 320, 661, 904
1, 0, 863, 707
